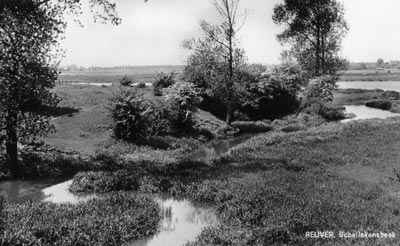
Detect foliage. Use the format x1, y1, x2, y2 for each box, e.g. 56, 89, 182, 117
70, 170, 139, 192
240, 64, 304, 120
109, 88, 153, 143
273, 0, 348, 77
230, 121, 272, 133
365, 100, 392, 110
119, 76, 134, 86
0, 0, 124, 177
382, 91, 400, 100
183, 0, 248, 124
0, 196, 4, 234
2, 193, 160, 246
162, 82, 202, 132
153, 72, 176, 96
302, 75, 338, 108
136, 82, 146, 88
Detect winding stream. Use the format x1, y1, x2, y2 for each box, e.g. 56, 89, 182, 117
0, 179, 218, 246
342, 105, 400, 122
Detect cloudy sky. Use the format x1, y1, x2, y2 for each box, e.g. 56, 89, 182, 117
60, 0, 400, 66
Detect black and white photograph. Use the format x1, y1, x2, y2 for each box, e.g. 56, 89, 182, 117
1, 0, 400, 245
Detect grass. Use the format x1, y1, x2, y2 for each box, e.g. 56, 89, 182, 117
340, 69, 400, 81
2, 193, 160, 246
69, 118, 400, 245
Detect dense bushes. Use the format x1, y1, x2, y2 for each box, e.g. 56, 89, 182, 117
366, 100, 392, 110
2, 193, 160, 246
153, 72, 176, 96
304, 102, 346, 121
119, 75, 134, 86
110, 83, 202, 145
230, 121, 272, 133
238, 64, 304, 121
302, 75, 338, 108
110, 88, 153, 143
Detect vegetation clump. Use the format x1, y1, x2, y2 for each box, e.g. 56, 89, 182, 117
153, 72, 176, 96
365, 100, 392, 110
119, 75, 134, 86
2, 193, 160, 246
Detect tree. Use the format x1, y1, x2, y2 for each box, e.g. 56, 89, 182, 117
377, 58, 384, 68
0, 0, 123, 177
273, 0, 348, 77
183, 0, 247, 124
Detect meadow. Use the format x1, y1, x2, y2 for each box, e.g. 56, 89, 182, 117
4, 68, 400, 245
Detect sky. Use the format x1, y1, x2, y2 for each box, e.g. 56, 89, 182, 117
60, 0, 400, 67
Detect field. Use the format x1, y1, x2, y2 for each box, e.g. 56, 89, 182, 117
5, 68, 400, 245
58, 65, 184, 85
341, 68, 400, 81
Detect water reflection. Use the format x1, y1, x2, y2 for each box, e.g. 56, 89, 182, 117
342, 105, 400, 123
0, 179, 95, 204
130, 195, 218, 246
188, 134, 255, 161
0, 180, 219, 246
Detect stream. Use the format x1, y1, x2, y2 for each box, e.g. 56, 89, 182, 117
0, 178, 218, 246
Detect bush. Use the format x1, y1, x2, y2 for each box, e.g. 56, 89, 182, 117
231, 121, 273, 133
240, 64, 304, 121
3, 193, 160, 246
302, 75, 338, 108
382, 91, 400, 100
304, 102, 346, 121
119, 75, 134, 86
366, 100, 392, 110
136, 82, 146, 88
110, 88, 153, 143
162, 82, 202, 133
153, 72, 176, 96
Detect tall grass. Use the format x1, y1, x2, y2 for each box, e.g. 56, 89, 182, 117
2, 193, 160, 246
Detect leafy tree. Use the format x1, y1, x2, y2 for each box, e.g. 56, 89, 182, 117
0, 0, 123, 177
183, 0, 248, 124
377, 58, 384, 68
273, 0, 348, 77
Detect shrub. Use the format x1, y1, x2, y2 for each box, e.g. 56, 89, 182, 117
3, 193, 160, 246
231, 121, 273, 133
240, 64, 304, 121
382, 91, 400, 100
162, 82, 202, 133
304, 102, 346, 121
70, 170, 140, 192
302, 75, 338, 108
153, 71, 176, 96
366, 100, 392, 110
109, 88, 153, 143
119, 75, 134, 86
136, 82, 146, 88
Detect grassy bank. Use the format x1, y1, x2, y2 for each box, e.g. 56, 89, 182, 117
70, 118, 400, 245
2, 193, 160, 246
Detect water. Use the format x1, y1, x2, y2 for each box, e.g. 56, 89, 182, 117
129, 195, 218, 246
187, 133, 255, 161
70, 82, 113, 87
0, 180, 218, 246
342, 105, 400, 123
338, 81, 400, 92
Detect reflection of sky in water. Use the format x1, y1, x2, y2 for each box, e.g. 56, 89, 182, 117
342, 105, 400, 123
188, 134, 254, 161
0, 180, 219, 246
129, 196, 218, 246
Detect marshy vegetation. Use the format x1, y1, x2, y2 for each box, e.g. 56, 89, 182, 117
2, 0, 400, 245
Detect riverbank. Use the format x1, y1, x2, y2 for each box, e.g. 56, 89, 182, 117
66, 117, 400, 245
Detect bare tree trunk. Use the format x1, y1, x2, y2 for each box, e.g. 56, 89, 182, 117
226, 103, 234, 125
5, 113, 20, 177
